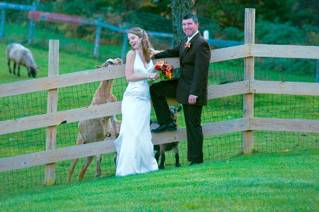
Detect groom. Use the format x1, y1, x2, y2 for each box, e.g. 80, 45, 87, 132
150, 14, 211, 165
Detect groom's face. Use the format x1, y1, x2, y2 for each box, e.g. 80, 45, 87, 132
182, 18, 199, 37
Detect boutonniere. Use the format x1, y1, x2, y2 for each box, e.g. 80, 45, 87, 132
184, 42, 191, 49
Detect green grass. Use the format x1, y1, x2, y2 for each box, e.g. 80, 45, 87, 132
0, 150, 318, 211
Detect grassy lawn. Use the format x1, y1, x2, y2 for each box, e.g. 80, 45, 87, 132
0, 150, 318, 211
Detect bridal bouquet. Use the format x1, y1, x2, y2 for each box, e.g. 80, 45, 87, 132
149, 60, 180, 84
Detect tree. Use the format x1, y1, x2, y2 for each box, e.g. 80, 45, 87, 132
171, 0, 195, 45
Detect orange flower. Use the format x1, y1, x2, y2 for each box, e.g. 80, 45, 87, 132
153, 60, 174, 81
154, 60, 164, 70
184, 42, 191, 49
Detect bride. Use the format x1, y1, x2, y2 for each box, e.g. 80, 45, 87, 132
114, 27, 159, 176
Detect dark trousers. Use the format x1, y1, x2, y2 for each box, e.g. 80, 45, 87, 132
150, 80, 204, 163
150, 80, 177, 125
183, 104, 203, 163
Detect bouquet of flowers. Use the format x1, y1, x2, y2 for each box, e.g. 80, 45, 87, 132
149, 60, 180, 84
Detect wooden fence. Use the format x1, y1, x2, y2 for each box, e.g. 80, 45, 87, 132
0, 8, 319, 185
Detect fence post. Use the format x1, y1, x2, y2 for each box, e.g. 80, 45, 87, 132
45, 40, 59, 185
28, 1, 37, 44
203, 30, 209, 40
316, 60, 319, 82
121, 32, 128, 62
0, 9, 5, 39
243, 8, 255, 154
93, 17, 102, 57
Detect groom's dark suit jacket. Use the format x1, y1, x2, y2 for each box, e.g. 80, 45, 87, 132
154, 33, 211, 105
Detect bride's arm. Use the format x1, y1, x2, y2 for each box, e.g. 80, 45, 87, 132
125, 50, 157, 82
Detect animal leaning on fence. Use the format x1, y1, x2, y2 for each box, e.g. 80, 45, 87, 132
152, 105, 182, 169
6, 43, 38, 78
67, 58, 122, 183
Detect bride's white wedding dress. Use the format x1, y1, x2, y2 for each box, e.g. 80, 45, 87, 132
114, 51, 158, 176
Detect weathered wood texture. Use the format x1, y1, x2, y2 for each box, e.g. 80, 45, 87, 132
243, 8, 255, 154
45, 40, 59, 185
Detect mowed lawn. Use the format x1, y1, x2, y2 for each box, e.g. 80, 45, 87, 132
0, 150, 318, 211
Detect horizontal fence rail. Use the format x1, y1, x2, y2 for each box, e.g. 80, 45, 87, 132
0, 2, 35, 11
252, 80, 319, 96
251, 118, 319, 133
251, 44, 319, 59
0, 102, 121, 135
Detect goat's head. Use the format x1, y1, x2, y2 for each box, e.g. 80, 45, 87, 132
103, 116, 121, 139
96, 58, 122, 68
103, 58, 122, 96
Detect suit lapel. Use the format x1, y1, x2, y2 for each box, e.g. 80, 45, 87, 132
181, 33, 200, 59
180, 37, 188, 58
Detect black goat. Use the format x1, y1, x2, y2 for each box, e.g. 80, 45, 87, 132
152, 105, 182, 169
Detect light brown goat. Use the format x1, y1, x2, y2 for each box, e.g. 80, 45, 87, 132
67, 58, 122, 183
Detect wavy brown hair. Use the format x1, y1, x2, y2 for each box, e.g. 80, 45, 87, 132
128, 27, 153, 63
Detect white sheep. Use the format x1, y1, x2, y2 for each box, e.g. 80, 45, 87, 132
67, 58, 122, 183
6, 43, 38, 78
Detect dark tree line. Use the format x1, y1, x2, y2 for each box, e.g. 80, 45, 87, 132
7, 0, 319, 45
12, 0, 318, 28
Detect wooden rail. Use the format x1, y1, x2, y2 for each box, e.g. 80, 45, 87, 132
252, 80, 319, 96
0, 102, 121, 135
251, 118, 319, 133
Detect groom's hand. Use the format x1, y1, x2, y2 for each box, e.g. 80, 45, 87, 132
188, 95, 198, 104
149, 72, 159, 79
150, 49, 163, 58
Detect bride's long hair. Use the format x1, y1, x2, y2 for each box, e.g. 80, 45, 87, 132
128, 27, 153, 63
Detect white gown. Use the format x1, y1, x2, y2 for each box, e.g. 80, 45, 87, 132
114, 51, 158, 176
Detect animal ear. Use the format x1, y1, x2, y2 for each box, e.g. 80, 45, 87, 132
114, 58, 122, 64
105, 58, 115, 65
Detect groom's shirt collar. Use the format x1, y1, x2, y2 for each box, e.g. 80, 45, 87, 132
187, 31, 199, 43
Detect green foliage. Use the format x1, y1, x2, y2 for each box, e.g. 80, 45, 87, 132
255, 20, 316, 75
256, 20, 305, 45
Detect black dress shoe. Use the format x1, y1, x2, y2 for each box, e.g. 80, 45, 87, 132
151, 122, 177, 133
189, 161, 203, 166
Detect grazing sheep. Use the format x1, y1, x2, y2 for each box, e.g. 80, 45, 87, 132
152, 105, 182, 169
67, 58, 122, 183
6, 43, 38, 78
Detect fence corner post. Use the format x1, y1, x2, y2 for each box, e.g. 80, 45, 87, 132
316, 60, 319, 82
93, 17, 102, 57
28, 1, 37, 44
0, 9, 6, 39
44, 40, 59, 186
242, 8, 255, 154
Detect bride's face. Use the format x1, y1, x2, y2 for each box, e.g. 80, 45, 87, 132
128, 33, 142, 50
